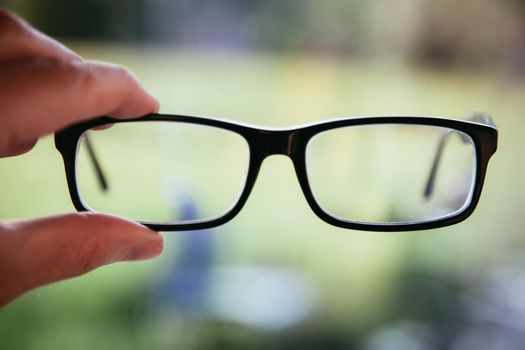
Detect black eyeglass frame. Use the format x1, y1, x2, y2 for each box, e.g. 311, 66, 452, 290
55, 114, 498, 232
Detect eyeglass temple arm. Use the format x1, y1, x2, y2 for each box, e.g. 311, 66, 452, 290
423, 112, 495, 200
84, 134, 109, 192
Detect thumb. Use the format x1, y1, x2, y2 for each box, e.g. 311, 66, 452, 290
0, 213, 163, 307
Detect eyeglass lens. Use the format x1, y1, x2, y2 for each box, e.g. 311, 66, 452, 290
76, 122, 250, 223
306, 124, 476, 223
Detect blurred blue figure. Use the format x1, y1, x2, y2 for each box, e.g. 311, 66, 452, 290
151, 190, 215, 315
147, 186, 318, 330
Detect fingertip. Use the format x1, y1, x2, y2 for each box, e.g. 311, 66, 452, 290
117, 78, 160, 118
80, 213, 164, 266
123, 239, 164, 261
0, 138, 37, 158
149, 94, 161, 114
83, 61, 160, 119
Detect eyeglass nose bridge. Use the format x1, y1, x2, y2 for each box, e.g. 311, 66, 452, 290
256, 129, 300, 158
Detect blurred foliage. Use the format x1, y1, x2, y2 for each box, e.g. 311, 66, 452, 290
2, 0, 525, 73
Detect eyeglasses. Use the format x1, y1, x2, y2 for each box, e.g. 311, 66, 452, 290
55, 113, 497, 232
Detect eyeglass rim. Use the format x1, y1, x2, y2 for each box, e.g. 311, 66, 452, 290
55, 113, 498, 232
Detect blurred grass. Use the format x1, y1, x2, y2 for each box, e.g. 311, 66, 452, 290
0, 44, 523, 349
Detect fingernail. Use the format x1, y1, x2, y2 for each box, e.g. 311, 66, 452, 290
123, 238, 163, 261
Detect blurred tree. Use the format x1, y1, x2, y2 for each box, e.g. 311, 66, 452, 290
413, 0, 514, 67
1, 0, 525, 73
0, 0, 147, 40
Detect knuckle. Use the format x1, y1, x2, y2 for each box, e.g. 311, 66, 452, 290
76, 233, 110, 275
111, 63, 132, 76
91, 61, 133, 80
0, 9, 19, 26
25, 58, 85, 99
40, 58, 87, 92
77, 61, 113, 88
113, 66, 141, 93
77, 245, 103, 275
107, 63, 138, 86
31, 56, 80, 79
0, 9, 29, 37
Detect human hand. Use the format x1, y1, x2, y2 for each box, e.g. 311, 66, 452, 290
0, 9, 163, 307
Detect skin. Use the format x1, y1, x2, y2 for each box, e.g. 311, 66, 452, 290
0, 9, 164, 307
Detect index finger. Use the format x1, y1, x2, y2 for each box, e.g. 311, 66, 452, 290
0, 58, 159, 157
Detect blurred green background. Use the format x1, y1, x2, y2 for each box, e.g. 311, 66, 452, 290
0, 1, 524, 349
